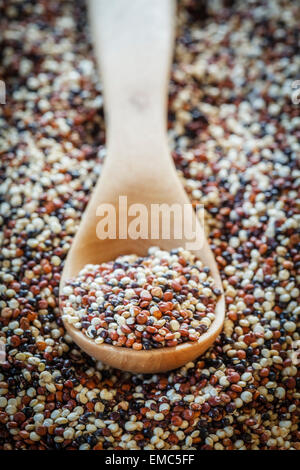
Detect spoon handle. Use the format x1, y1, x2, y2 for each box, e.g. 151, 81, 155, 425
88, 0, 175, 165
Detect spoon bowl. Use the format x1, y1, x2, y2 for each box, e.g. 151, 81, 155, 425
59, 167, 225, 373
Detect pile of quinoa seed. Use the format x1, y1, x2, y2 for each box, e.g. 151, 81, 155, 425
61, 247, 220, 350
0, 0, 299, 450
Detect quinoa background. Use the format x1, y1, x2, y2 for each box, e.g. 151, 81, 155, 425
0, 0, 299, 450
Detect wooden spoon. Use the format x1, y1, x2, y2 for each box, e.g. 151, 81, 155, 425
59, 0, 225, 373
